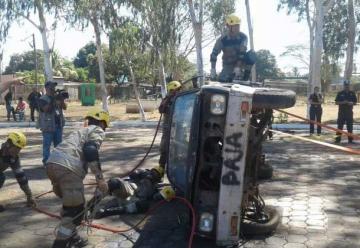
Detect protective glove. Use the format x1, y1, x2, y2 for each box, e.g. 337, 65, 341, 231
210, 68, 217, 80
97, 178, 109, 195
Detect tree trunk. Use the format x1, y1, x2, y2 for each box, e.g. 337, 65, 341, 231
157, 49, 167, 98
245, 0, 256, 83
305, 0, 314, 96
344, 0, 355, 80
127, 59, 146, 121
188, 0, 204, 86
311, 0, 324, 91
91, 17, 108, 111
35, 0, 53, 81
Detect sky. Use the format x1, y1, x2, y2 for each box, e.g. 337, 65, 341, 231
0, 1, 328, 75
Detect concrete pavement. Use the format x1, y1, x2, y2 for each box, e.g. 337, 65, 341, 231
1, 126, 360, 247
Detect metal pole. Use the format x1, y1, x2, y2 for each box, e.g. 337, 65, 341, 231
33, 34, 38, 89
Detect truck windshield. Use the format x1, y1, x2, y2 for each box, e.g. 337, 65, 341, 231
168, 92, 197, 193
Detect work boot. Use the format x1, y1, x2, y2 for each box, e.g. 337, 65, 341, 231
51, 239, 70, 248
334, 136, 341, 144
0, 204, 5, 212
69, 233, 88, 248
94, 206, 125, 219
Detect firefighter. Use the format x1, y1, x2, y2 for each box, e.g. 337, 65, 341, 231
335, 80, 357, 144
46, 109, 110, 248
93, 166, 172, 218
0, 132, 34, 211
210, 14, 256, 82
309, 86, 323, 136
158, 81, 182, 170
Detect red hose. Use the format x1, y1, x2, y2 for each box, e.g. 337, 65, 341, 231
33, 195, 196, 248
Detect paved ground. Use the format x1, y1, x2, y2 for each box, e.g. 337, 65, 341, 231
1, 127, 360, 247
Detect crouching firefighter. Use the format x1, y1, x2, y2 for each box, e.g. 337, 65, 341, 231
0, 132, 35, 211
45, 109, 110, 248
92, 166, 174, 218
158, 81, 182, 170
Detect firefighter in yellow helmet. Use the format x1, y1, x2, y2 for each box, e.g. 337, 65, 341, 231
46, 109, 109, 248
0, 131, 35, 212
92, 166, 173, 218
210, 14, 256, 82
158, 81, 182, 170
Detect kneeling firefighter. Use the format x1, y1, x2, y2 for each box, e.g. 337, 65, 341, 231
0, 132, 35, 211
45, 109, 110, 248
93, 166, 174, 218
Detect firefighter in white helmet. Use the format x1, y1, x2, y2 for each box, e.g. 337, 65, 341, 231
0, 131, 34, 211
46, 109, 110, 248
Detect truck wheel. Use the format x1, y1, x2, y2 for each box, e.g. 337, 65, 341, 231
240, 205, 280, 236
253, 88, 296, 109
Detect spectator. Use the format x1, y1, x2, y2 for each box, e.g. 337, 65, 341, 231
38, 81, 66, 165
27, 87, 41, 122
335, 80, 357, 144
15, 97, 27, 121
4, 88, 16, 121
309, 86, 323, 136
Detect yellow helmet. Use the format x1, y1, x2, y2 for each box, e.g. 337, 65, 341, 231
226, 14, 241, 26
167, 81, 181, 93
159, 186, 175, 201
152, 166, 165, 177
8, 131, 27, 149
86, 109, 110, 127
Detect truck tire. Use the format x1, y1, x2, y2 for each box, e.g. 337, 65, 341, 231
253, 88, 296, 109
240, 205, 281, 236
258, 163, 273, 180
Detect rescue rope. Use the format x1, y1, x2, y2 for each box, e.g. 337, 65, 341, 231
270, 129, 360, 155
275, 109, 360, 140
32, 196, 196, 248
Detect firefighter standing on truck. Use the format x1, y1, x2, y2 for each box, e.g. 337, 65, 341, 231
0, 132, 35, 211
158, 81, 182, 170
335, 80, 357, 144
45, 109, 109, 248
210, 14, 256, 82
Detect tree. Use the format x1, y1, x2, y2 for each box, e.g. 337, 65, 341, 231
73, 42, 97, 68
255, 50, 281, 82
278, 0, 336, 92
245, 0, 256, 82
65, 0, 124, 111
4, 50, 44, 74
110, 22, 146, 121
0, 1, 66, 80
344, 0, 356, 80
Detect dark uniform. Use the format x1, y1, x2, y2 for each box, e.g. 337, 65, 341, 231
210, 32, 255, 82
4, 91, 16, 121
27, 90, 41, 122
158, 93, 176, 169
309, 93, 323, 135
0, 147, 33, 208
335, 89, 357, 143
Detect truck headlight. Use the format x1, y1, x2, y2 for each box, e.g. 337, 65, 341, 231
210, 94, 226, 115
199, 212, 214, 232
